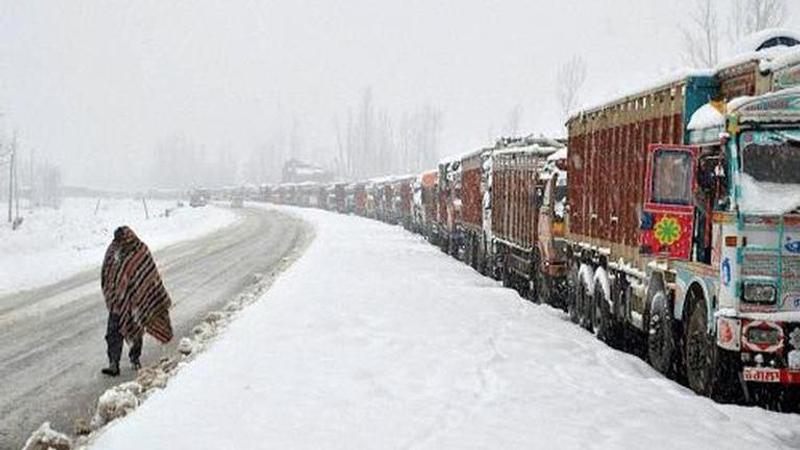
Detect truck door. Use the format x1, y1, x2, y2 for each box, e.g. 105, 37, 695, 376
640, 144, 698, 260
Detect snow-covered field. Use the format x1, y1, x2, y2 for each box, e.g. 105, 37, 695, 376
90, 206, 800, 449
0, 197, 238, 295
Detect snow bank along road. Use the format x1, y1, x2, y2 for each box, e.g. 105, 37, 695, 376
92, 206, 800, 450
0, 197, 238, 296
0, 206, 307, 449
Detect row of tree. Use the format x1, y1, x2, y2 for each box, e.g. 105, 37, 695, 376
0, 136, 63, 216
149, 0, 788, 189
150, 134, 239, 190
556, 0, 789, 124
148, 90, 444, 188
682, 0, 788, 68
334, 88, 442, 180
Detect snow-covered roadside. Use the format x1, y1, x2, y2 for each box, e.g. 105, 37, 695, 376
0, 198, 238, 296
89, 206, 800, 449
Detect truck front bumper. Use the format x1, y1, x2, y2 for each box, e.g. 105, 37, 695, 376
717, 314, 800, 384
742, 367, 800, 384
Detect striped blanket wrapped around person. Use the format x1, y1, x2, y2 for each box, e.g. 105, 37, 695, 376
101, 226, 173, 344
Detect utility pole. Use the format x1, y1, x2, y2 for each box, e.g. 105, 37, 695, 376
7, 142, 13, 223
14, 137, 19, 221
30, 147, 34, 207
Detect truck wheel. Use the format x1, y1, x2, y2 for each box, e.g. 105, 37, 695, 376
567, 266, 580, 324
684, 298, 741, 401
580, 280, 593, 331
535, 266, 549, 306
592, 287, 613, 345
502, 267, 512, 289
685, 298, 712, 395
471, 238, 479, 271
647, 291, 675, 376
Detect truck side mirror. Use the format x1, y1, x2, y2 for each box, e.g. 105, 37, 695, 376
697, 162, 716, 191
535, 187, 544, 208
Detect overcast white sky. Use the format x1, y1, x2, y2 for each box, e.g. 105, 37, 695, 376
2, 1, 800, 189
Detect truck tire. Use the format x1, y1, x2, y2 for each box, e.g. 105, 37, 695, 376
501, 265, 512, 289
685, 298, 713, 395
684, 298, 741, 401
647, 291, 675, 376
580, 280, 592, 331
567, 265, 580, 324
471, 236, 479, 271
535, 265, 549, 306
527, 252, 540, 303
593, 289, 611, 343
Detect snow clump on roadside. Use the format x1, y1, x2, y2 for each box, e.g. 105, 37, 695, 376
22, 422, 73, 450
177, 337, 195, 355
90, 382, 142, 428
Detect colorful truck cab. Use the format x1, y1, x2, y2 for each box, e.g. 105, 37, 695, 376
564, 43, 800, 399
437, 157, 462, 255
414, 170, 440, 242
535, 147, 570, 307
686, 88, 800, 391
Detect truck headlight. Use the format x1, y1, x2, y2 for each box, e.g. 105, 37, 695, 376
747, 327, 781, 346
789, 350, 800, 370
742, 282, 777, 304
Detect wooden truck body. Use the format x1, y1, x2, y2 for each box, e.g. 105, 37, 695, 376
490, 141, 559, 293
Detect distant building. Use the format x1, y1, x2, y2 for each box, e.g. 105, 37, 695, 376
281, 158, 333, 183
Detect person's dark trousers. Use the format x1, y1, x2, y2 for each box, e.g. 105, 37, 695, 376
105, 312, 143, 366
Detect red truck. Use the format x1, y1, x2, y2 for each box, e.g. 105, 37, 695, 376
392, 176, 415, 230
459, 148, 489, 272
353, 183, 367, 216
437, 158, 462, 255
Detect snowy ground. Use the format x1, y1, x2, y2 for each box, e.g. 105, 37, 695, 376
90, 206, 800, 449
0, 197, 238, 295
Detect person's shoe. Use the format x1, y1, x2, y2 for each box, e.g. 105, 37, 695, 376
101, 363, 120, 377
131, 361, 141, 371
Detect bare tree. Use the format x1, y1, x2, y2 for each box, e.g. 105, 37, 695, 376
335, 88, 442, 180
729, 0, 787, 42
289, 116, 303, 161
556, 55, 588, 120
681, 0, 721, 68
504, 104, 523, 137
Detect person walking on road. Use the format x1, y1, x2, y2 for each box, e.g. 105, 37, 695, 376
100, 226, 173, 376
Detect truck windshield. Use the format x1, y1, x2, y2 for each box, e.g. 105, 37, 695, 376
739, 130, 800, 214
553, 172, 567, 219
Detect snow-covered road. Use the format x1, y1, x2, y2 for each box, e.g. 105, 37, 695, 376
0, 198, 238, 296
89, 206, 800, 449
0, 206, 308, 449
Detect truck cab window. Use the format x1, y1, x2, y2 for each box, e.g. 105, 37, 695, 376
651, 150, 693, 205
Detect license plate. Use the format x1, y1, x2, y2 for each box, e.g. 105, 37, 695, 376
743, 367, 781, 383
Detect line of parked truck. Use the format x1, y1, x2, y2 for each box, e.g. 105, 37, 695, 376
259, 36, 800, 406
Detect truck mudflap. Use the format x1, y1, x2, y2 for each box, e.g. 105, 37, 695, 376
743, 367, 800, 384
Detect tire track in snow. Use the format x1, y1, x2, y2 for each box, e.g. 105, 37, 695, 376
403, 301, 516, 449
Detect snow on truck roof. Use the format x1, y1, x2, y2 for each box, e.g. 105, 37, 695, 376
687, 103, 725, 131
567, 68, 714, 121
492, 144, 560, 158
689, 86, 800, 133
547, 147, 567, 161
570, 29, 800, 123
438, 135, 564, 166
732, 28, 800, 57
366, 173, 416, 185
730, 86, 800, 119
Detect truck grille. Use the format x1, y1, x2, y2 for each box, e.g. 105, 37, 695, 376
742, 253, 800, 299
